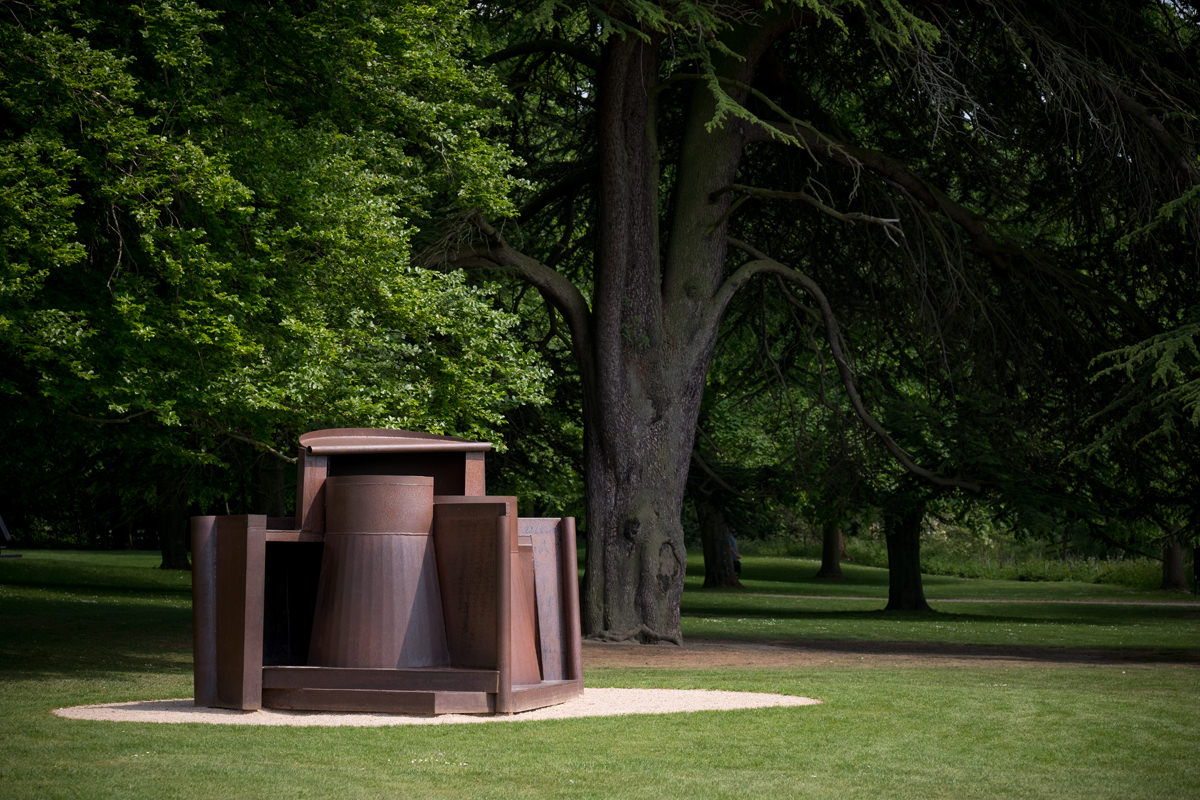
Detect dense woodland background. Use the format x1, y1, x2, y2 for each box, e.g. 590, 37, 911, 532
2, 1, 1198, 642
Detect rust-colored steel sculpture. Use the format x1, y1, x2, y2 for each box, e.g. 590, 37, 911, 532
308, 475, 450, 669
190, 428, 583, 715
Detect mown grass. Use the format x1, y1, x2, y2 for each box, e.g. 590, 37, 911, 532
693, 552, 1184, 601
683, 553, 1200, 652
742, 535, 1170, 589
1, 550, 1197, 799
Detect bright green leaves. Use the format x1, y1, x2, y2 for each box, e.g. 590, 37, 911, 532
131, 0, 221, 70
216, 0, 523, 219
1, 0, 545, 536
0, 134, 85, 304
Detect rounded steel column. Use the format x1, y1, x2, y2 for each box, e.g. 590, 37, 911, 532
308, 475, 450, 668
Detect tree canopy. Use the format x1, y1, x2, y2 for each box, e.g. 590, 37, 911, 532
0, 0, 547, 559
2, 0, 1196, 625
444, 0, 1199, 639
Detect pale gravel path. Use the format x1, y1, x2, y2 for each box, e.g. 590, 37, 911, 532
54, 688, 820, 727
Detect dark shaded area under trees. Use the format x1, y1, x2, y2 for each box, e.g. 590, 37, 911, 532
0, 1, 549, 566
442, 0, 1199, 640
3, 1, 1197, 641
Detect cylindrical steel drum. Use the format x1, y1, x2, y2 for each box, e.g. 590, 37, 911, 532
308, 475, 450, 668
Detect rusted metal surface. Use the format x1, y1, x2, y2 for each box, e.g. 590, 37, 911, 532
463, 451, 486, 495
299, 428, 491, 455
493, 511, 515, 714
325, 475, 434, 533
263, 666, 499, 693
191, 428, 582, 715
308, 476, 450, 669
190, 516, 218, 707
295, 448, 328, 535
511, 539, 542, 686
213, 515, 266, 710
431, 502, 507, 669
261, 686, 495, 716
522, 519, 567, 681
559, 517, 585, 684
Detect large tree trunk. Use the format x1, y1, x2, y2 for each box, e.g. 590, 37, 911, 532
578, 31, 759, 643
580, 34, 686, 643
468, 23, 781, 643
1161, 535, 1190, 592
696, 494, 741, 589
884, 497, 931, 612
582, 421, 694, 643
814, 522, 844, 580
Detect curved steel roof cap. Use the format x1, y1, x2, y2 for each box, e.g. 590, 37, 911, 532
298, 428, 492, 455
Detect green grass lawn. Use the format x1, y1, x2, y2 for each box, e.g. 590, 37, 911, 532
1, 550, 1197, 799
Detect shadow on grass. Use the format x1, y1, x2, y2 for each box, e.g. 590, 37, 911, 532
0, 550, 191, 595
683, 594, 1200, 627
686, 556, 892, 591
0, 586, 192, 679
679, 633, 1200, 665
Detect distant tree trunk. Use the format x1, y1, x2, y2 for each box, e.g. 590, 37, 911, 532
814, 522, 844, 579
884, 496, 931, 612
157, 480, 191, 570
1161, 535, 1189, 592
1193, 546, 1199, 595
257, 455, 289, 517
696, 495, 741, 589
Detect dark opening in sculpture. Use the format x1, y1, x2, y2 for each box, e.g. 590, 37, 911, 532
190, 428, 583, 715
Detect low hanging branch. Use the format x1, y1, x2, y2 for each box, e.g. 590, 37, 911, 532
740, 105, 1156, 337
724, 237, 984, 493
715, 182, 904, 243
424, 214, 596, 384
196, 417, 298, 464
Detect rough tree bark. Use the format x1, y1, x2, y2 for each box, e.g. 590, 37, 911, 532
814, 522, 844, 580
577, 32, 754, 642
695, 493, 741, 589
1161, 535, 1190, 592
883, 493, 931, 612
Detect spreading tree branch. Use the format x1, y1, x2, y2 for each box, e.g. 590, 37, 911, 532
484, 39, 602, 72
743, 112, 1157, 338
423, 215, 595, 383
717, 182, 903, 240
722, 237, 984, 493
218, 429, 297, 464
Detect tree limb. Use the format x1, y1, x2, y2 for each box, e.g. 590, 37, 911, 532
720, 182, 903, 239
745, 113, 1157, 337
519, 162, 598, 221
723, 237, 984, 493
68, 409, 154, 425
484, 39, 601, 72
219, 429, 297, 464
426, 215, 595, 383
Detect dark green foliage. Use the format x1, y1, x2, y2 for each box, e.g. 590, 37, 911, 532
0, 1, 546, 556
469, 1, 1198, 625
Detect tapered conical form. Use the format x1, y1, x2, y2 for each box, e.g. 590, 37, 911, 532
308, 476, 450, 668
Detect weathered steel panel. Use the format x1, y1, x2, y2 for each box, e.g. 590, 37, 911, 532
308, 476, 449, 669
